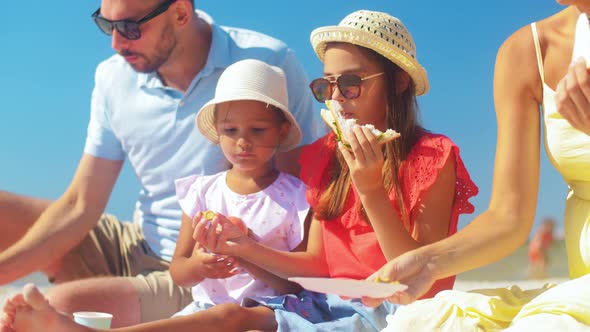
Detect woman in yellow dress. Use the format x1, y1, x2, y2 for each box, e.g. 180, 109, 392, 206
369, 1, 590, 330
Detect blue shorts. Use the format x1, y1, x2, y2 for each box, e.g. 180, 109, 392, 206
243, 290, 398, 332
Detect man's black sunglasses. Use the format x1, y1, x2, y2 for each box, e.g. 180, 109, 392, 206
92, 0, 177, 40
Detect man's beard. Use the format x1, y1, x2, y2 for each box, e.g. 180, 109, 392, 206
120, 27, 176, 73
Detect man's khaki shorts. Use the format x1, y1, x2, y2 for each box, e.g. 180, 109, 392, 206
52, 214, 192, 322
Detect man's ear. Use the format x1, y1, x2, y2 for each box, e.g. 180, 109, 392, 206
395, 71, 410, 95
173, 0, 192, 26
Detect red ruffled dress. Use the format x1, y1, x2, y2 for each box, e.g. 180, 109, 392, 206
299, 132, 479, 299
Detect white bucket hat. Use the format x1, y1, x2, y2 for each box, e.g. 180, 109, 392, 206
310, 10, 429, 96
196, 59, 302, 152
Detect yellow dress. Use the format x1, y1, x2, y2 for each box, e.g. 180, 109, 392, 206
382, 16, 590, 332
541, 17, 590, 279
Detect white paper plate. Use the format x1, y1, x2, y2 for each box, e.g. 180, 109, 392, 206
288, 277, 407, 298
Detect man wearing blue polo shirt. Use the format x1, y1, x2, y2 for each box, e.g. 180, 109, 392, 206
0, 0, 322, 327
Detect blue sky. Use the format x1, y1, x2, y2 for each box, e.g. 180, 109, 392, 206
1, 1, 567, 236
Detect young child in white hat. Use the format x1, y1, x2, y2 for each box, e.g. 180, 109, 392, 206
170, 58, 309, 317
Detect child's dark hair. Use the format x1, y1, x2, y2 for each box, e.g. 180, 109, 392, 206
213, 103, 288, 125
268, 105, 289, 125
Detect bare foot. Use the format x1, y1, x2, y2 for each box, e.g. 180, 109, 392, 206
1, 290, 28, 332
1, 284, 90, 332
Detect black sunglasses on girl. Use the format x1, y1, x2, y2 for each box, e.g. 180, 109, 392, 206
309, 72, 384, 103
92, 0, 177, 40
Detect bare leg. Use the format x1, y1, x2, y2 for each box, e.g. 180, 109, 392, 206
0, 191, 122, 284
111, 304, 277, 332
0, 191, 65, 278
46, 277, 141, 328
0, 191, 51, 251
3, 285, 278, 332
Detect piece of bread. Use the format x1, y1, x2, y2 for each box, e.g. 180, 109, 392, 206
202, 210, 216, 220
320, 100, 400, 150
201, 210, 248, 234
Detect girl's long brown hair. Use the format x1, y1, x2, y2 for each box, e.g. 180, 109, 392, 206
314, 44, 423, 230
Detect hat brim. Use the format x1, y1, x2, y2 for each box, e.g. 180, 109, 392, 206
196, 92, 302, 152
310, 25, 429, 96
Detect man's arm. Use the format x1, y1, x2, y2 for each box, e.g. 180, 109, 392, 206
0, 154, 123, 284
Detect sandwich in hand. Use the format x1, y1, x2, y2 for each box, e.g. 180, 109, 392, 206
320, 100, 400, 150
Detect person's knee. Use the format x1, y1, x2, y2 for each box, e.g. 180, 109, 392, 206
213, 303, 245, 320
45, 284, 76, 313
211, 303, 276, 331
45, 282, 89, 314
45, 278, 142, 327
208, 303, 254, 330
45, 279, 139, 313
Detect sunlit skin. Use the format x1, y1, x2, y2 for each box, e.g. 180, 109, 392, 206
97, 0, 210, 92
0, 283, 276, 332
215, 100, 290, 194
100, 0, 178, 73
322, 43, 389, 131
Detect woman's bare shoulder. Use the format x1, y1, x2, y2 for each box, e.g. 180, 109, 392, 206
494, 23, 541, 101
494, 7, 577, 97
499, 7, 575, 62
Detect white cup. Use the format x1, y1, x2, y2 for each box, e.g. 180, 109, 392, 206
73, 311, 113, 329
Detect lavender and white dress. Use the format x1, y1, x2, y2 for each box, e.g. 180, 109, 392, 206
172, 171, 309, 316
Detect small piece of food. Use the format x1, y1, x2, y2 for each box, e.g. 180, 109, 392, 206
201, 211, 248, 235
320, 100, 400, 150
202, 210, 216, 220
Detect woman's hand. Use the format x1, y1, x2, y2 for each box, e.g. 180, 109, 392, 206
361, 249, 437, 306
339, 125, 385, 195
556, 57, 590, 136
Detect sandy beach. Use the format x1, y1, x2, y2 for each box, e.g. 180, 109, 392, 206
1, 277, 568, 304
1, 240, 570, 308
